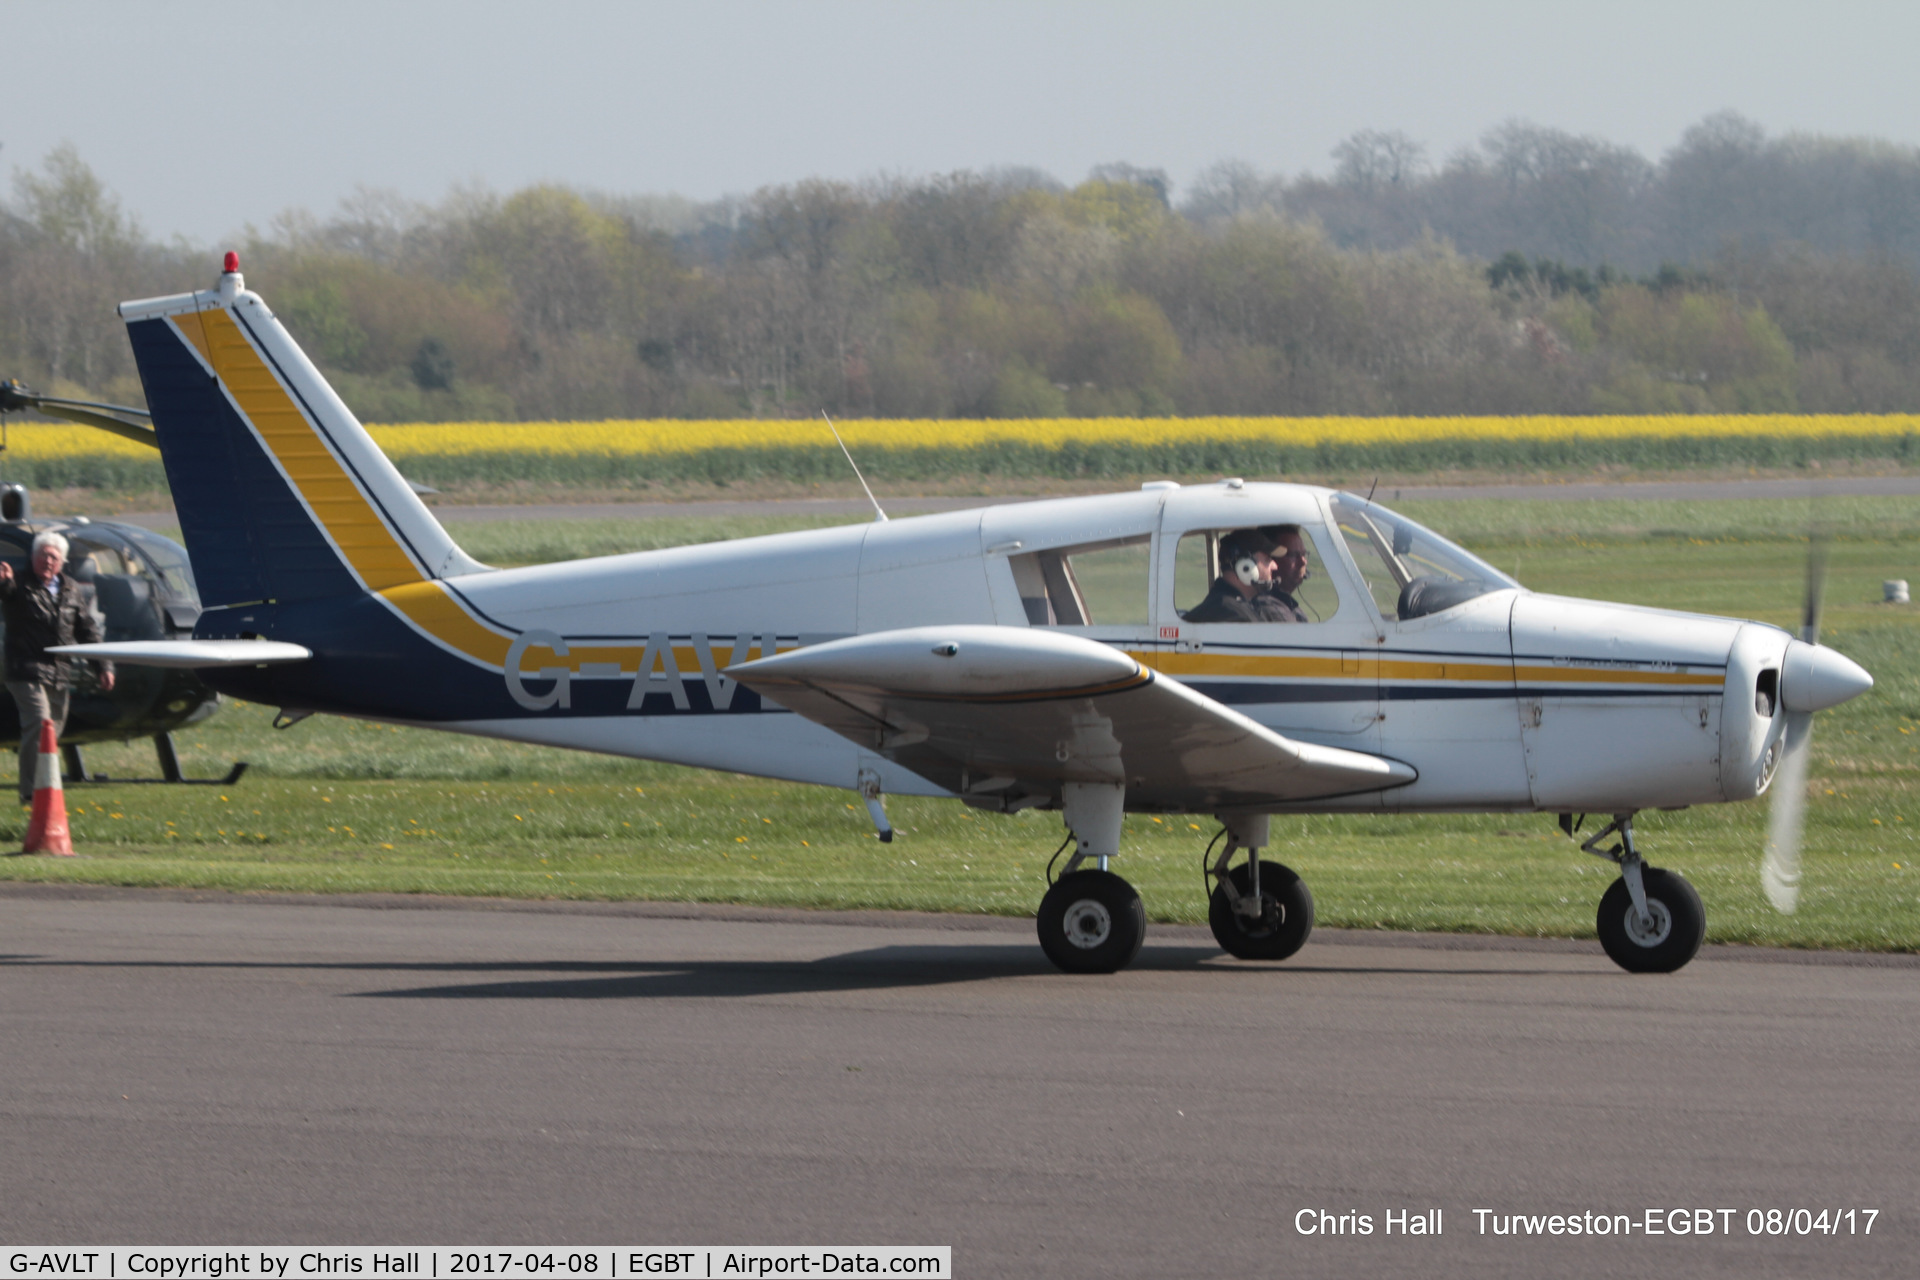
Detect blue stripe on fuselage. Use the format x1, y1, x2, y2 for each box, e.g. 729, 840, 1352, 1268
195, 593, 769, 720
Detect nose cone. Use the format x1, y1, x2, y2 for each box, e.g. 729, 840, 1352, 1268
1780, 640, 1874, 713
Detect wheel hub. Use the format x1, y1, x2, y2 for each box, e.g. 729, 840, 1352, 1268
1062, 898, 1113, 949
1236, 892, 1282, 933
1623, 898, 1673, 947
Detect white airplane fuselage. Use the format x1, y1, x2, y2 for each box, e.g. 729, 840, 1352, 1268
190, 482, 1792, 817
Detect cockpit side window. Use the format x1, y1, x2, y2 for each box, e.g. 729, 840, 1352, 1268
70, 535, 166, 642
1012, 535, 1151, 626
1330, 494, 1516, 621
71, 546, 127, 579
123, 527, 197, 597
1173, 526, 1342, 623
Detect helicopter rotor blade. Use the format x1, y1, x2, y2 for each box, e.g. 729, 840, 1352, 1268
0, 379, 157, 449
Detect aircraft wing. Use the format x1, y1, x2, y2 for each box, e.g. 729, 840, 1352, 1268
48, 640, 313, 668
728, 625, 1415, 811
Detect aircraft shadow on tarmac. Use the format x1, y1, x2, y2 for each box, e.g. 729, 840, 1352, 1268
0, 943, 1599, 998
370, 954, 1600, 999
361, 943, 1236, 999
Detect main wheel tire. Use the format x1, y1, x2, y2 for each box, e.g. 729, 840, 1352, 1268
1037, 870, 1146, 974
1596, 867, 1705, 973
1208, 862, 1313, 961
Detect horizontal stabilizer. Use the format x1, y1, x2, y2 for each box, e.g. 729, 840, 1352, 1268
49, 640, 313, 668
729, 625, 1415, 810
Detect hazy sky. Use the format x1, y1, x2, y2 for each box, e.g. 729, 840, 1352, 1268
8, 0, 1917, 245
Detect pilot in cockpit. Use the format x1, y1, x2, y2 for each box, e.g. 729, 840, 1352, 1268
1258, 523, 1313, 620
1183, 525, 1311, 623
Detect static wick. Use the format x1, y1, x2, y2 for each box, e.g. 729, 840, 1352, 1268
824, 411, 887, 522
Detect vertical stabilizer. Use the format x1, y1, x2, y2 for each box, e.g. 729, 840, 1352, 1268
120, 257, 486, 609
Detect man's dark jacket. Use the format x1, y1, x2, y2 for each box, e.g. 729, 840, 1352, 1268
0, 569, 110, 687
1183, 577, 1309, 623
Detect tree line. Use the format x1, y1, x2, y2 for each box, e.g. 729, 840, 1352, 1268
3, 111, 1919, 422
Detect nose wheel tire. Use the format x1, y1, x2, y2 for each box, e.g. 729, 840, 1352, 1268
1208, 862, 1313, 961
1596, 867, 1705, 973
1038, 870, 1145, 974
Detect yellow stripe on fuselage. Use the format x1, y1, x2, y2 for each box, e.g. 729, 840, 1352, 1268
1136, 650, 1722, 689
378, 580, 514, 667
376, 581, 760, 675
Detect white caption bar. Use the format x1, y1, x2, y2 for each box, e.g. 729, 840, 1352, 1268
2, 1250, 951, 1280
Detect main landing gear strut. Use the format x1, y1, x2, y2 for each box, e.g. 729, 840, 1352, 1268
1204, 812, 1314, 962
1036, 784, 1146, 973
1565, 812, 1706, 973
1033, 789, 1315, 974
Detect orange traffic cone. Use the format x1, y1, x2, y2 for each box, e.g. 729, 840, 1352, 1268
23, 718, 72, 856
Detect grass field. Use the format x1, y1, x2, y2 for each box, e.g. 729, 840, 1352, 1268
2, 495, 1914, 952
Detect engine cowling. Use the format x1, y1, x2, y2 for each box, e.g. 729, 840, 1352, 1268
1721, 623, 1793, 802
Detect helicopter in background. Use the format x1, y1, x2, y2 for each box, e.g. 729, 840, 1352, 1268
0, 380, 240, 785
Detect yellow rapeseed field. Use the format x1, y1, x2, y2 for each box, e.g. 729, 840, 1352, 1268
367, 414, 1920, 458
6, 415, 1914, 462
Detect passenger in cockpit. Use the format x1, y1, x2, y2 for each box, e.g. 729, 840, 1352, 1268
1184, 527, 1310, 623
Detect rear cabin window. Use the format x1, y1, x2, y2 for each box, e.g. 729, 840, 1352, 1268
1011, 536, 1151, 626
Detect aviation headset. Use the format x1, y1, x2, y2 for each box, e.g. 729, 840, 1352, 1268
1220, 535, 1267, 586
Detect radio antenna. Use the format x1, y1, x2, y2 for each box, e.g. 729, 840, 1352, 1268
823, 411, 887, 522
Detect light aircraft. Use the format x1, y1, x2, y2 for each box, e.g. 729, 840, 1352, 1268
59, 255, 1874, 974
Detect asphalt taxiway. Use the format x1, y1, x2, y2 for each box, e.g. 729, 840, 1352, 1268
0, 885, 1911, 1277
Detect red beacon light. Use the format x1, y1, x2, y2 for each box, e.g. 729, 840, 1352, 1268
216, 250, 244, 302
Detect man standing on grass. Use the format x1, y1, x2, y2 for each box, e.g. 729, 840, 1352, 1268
0, 531, 114, 805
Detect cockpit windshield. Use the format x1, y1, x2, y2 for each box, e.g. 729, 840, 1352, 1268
1329, 493, 1517, 621
122, 526, 198, 598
